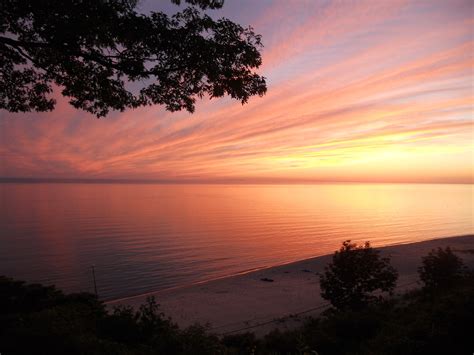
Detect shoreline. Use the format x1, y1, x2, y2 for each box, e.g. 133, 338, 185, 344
105, 234, 472, 304
108, 235, 474, 335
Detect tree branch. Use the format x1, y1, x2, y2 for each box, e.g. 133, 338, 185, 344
0, 36, 191, 77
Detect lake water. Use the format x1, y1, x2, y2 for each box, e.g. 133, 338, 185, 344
1, 183, 472, 300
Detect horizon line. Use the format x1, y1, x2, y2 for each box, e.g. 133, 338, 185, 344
0, 177, 472, 185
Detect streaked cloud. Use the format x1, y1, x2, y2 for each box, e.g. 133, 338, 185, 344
0, 0, 472, 183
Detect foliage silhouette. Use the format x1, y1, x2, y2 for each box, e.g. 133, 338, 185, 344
0, 0, 266, 117
1, 246, 473, 354
319, 240, 398, 310
224, 270, 474, 355
284, 273, 473, 355
0, 276, 222, 354
418, 246, 465, 291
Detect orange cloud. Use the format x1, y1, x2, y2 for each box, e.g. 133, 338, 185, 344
0, 0, 472, 183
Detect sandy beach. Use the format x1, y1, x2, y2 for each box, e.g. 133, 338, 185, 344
107, 235, 474, 336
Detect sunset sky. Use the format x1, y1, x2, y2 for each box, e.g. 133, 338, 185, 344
0, 0, 472, 184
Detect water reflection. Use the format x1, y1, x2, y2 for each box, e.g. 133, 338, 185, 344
0, 183, 472, 299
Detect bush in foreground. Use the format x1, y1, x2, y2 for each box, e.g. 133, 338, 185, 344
319, 240, 398, 310
1, 243, 472, 354
0, 276, 221, 355
418, 246, 465, 291
223, 272, 474, 355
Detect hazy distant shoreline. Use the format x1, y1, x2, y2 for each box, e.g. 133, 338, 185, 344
108, 235, 474, 336
1, 177, 472, 185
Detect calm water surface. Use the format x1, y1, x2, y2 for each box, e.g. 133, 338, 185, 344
1, 183, 472, 300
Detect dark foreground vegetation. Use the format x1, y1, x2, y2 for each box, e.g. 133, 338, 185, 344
1, 245, 472, 355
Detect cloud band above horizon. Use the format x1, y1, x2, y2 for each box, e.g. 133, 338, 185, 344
0, 0, 472, 184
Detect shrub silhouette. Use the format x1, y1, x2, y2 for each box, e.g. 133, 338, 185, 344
0, 276, 221, 354
320, 240, 398, 310
2, 269, 474, 354
418, 246, 465, 290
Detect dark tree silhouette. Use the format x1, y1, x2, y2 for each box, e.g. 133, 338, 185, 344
418, 246, 465, 290
0, 0, 266, 117
320, 240, 398, 310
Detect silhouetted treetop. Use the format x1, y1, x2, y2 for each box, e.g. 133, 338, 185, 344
320, 240, 398, 310
171, 0, 224, 10
0, 0, 266, 117
418, 246, 466, 291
